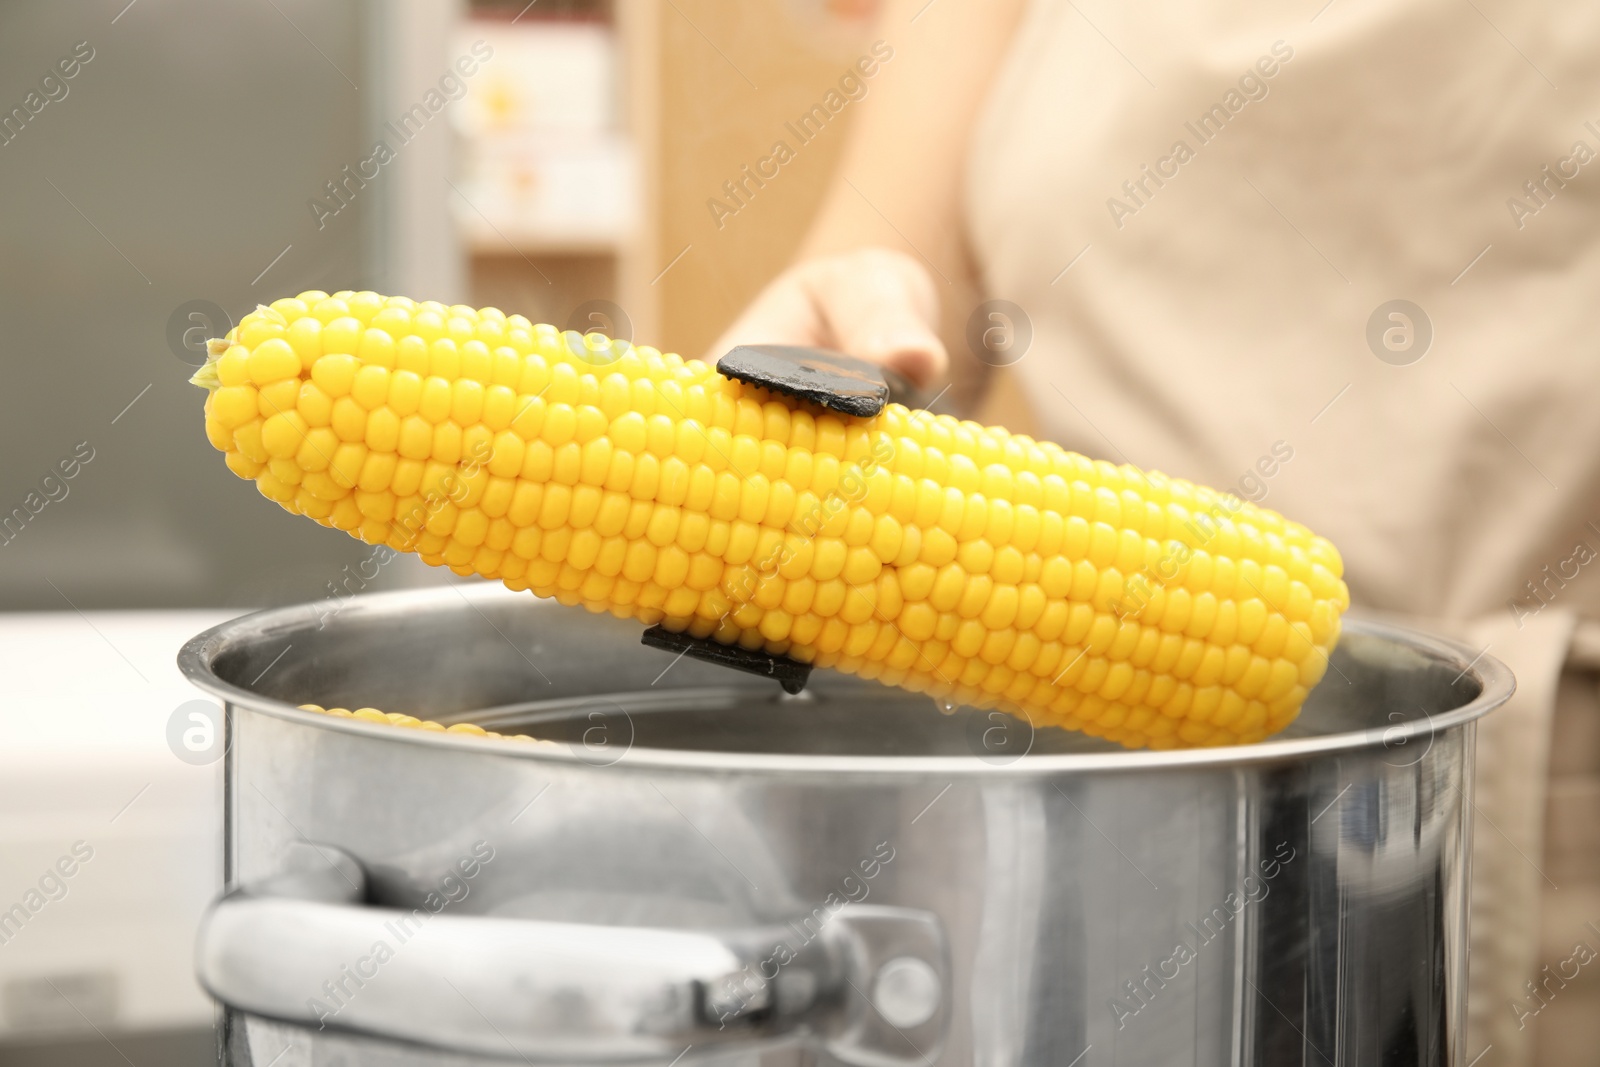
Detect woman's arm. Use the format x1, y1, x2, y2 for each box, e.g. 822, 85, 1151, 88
711, 0, 1026, 387
801, 0, 1026, 267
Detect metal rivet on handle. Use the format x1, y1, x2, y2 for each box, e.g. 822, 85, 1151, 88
871, 956, 941, 1029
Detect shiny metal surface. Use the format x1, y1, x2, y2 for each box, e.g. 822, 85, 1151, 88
198, 842, 944, 1063
179, 585, 1514, 1066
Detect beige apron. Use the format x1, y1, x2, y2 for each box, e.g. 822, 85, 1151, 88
963, 1, 1600, 1061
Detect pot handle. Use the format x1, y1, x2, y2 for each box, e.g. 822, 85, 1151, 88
197, 843, 948, 1065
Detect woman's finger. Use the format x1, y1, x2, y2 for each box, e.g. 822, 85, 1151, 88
708, 248, 947, 389
805, 249, 947, 388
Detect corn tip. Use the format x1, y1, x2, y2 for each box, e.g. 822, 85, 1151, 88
189, 359, 222, 392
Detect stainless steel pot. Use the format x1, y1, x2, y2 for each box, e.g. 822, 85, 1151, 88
178, 585, 1512, 1067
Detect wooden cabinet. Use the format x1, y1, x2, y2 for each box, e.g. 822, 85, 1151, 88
465, 0, 876, 357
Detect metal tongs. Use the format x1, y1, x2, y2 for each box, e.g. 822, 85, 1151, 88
640, 345, 922, 694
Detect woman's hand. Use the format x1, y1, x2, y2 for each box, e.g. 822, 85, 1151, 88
707, 247, 948, 390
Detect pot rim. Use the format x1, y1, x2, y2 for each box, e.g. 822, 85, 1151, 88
177, 585, 1514, 777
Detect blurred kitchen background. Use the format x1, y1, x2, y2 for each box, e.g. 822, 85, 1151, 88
0, 1, 892, 1063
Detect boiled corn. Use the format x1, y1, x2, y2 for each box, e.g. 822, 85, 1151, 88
297, 703, 553, 744
196, 291, 1350, 749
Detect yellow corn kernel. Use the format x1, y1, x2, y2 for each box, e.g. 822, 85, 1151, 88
247, 338, 300, 385
210, 386, 258, 430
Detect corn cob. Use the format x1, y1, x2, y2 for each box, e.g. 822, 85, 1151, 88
297, 703, 555, 745
194, 291, 1349, 749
